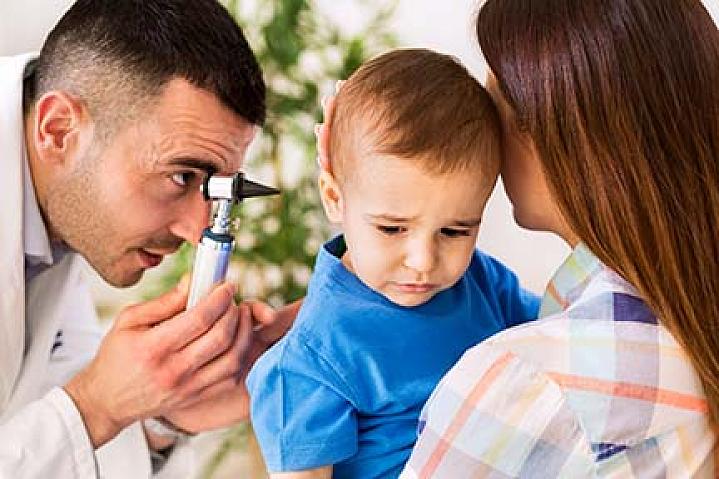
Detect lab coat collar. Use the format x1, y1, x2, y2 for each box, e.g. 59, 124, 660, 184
23, 139, 54, 267
0, 52, 37, 407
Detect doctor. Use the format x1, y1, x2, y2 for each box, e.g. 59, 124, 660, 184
0, 0, 295, 477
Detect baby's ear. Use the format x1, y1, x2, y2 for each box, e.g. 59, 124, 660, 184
318, 169, 344, 223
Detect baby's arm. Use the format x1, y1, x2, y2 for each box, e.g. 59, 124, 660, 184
271, 466, 333, 479
247, 335, 358, 475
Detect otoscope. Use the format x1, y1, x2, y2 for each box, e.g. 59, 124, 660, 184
186, 172, 279, 308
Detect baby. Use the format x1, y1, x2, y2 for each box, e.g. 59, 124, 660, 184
247, 48, 539, 478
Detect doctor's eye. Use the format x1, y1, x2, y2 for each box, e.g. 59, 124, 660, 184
170, 171, 197, 188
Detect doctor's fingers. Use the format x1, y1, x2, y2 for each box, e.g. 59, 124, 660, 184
176, 302, 239, 377
173, 303, 252, 399
177, 371, 250, 415
116, 279, 189, 329
150, 282, 237, 353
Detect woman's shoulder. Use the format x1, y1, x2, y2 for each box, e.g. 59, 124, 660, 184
405, 339, 596, 477
482, 282, 700, 393
422, 302, 713, 474
407, 245, 715, 477
407, 312, 714, 478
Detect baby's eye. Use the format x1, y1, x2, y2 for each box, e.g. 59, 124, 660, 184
376, 225, 406, 236
440, 227, 471, 238
170, 171, 196, 188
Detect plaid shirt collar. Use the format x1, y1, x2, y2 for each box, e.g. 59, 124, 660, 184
539, 243, 604, 318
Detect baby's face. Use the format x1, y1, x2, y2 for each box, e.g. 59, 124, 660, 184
336, 155, 492, 307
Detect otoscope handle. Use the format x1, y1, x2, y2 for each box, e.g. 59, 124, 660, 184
186, 228, 234, 308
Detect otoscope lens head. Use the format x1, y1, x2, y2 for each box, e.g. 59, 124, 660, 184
202, 172, 280, 202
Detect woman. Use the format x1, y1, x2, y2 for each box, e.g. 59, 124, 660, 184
399, 0, 719, 477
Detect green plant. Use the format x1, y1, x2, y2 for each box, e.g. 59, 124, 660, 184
152, 1, 397, 476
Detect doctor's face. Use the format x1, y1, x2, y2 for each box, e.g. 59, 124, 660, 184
48, 79, 257, 287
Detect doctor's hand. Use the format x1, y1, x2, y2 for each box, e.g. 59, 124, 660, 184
157, 298, 302, 433
64, 280, 249, 448
246, 298, 302, 364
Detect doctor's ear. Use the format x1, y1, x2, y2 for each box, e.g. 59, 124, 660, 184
318, 169, 344, 223
33, 91, 92, 167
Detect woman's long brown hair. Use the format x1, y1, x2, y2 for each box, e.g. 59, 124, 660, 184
477, 0, 719, 428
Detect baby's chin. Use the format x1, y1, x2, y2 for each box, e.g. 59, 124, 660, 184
354, 270, 449, 307
378, 286, 444, 308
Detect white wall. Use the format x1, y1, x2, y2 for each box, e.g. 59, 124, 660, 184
3, 0, 718, 295
0, 1, 72, 55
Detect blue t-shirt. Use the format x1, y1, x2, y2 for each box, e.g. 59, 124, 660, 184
247, 236, 539, 478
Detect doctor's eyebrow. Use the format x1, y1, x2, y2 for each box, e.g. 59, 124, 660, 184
166, 157, 222, 177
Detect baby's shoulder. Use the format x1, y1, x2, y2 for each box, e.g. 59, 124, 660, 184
287, 286, 390, 356
463, 248, 521, 288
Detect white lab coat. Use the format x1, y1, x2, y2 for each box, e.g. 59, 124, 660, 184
0, 53, 193, 479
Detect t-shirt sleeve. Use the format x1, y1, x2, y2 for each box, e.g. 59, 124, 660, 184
474, 251, 540, 328
246, 336, 358, 472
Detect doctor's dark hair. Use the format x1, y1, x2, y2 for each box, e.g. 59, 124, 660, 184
26, 0, 265, 137
478, 0, 719, 430
329, 48, 500, 185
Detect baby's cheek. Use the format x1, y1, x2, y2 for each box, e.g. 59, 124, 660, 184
446, 250, 475, 283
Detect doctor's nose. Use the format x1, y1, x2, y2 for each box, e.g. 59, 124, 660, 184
403, 238, 437, 274
169, 194, 212, 245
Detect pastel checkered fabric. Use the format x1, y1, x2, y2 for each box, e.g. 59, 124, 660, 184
401, 244, 716, 478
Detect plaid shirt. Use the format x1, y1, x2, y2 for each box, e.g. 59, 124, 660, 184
401, 244, 716, 478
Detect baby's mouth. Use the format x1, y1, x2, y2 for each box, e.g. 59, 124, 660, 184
393, 282, 438, 294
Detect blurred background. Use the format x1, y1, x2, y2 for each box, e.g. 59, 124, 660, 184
2, 0, 718, 477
